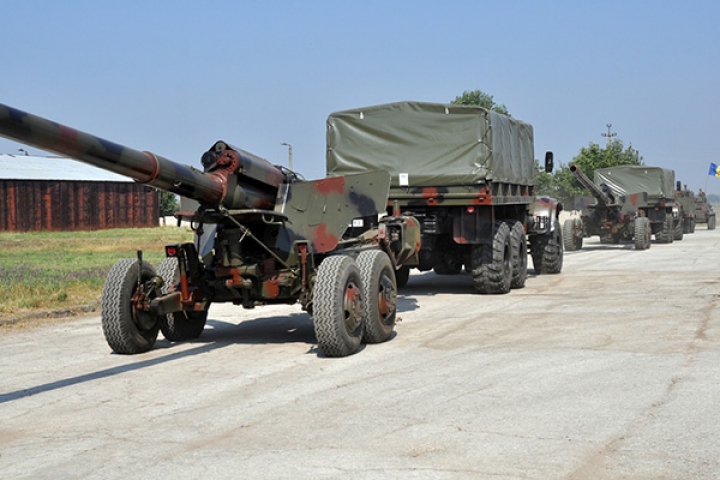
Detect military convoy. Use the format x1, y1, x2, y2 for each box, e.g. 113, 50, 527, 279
327, 101, 563, 294
0, 100, 562, 357
563, 164, 700, 251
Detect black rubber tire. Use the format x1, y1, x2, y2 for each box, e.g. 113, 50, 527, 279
507, 220, 527, 289
674, 219, 684, 241
562, 218, 583, 252
634, 217, 651, 250
357, 250, 396, 344
101, 259, 160, 354
530, 221, 563, 274
395, 265, 410, 288
471, 221, 512, 294
313, 255, 365, 357
690, 218, 696, 233
156, 257, 207, 341
654, 216, 674, 243
708, 215, 716, 230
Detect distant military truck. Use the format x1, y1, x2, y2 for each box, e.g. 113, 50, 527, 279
675, 183, 696, 234
594, 165, 682, 243
326, 101, 563, 294
694, 189, 716, 229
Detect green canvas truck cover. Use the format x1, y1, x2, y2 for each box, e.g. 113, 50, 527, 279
594, 165, 676, 199
326, 101, 536, 187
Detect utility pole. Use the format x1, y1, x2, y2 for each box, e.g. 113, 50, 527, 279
280, 142, 293, 170
601, 124, 617, 148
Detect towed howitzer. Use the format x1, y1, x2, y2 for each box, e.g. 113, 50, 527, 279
0, 103, 421, 357
564, 163, 651, 251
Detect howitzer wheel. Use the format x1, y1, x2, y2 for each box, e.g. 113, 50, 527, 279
101, 259, 161, 354
471, 221, 512, 294
507, 220, 528, 289
157, 258, 207, 342
530, 220, 563, 274
634, 217, 651, 250
357, 250, 397, 344
563, 218, 583, 252
313, 255, 365, 357
708, 215, 716, 230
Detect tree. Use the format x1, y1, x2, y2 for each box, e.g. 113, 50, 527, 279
551, 139, 643, 208
158, 190, 179, 224
451, 89, 510, 115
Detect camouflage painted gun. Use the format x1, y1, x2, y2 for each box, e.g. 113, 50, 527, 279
564, 164, 652, 251
0, 103, 421, 357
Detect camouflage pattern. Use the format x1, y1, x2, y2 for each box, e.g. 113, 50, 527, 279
0, 102, 421, 356
326, 103, 562, 283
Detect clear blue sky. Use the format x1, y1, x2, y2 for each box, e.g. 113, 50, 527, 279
2, 1, 719, 192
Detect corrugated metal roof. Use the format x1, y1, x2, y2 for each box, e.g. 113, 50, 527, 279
0, 154, 132, 182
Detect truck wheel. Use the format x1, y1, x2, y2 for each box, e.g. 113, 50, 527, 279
313, 255, 365, 357
655, 216, 674, 243
562, 218, 583, 251
395, 265, 410, 288
101, 259, 161, 354
357, 250, 396, 344
673, 220, 684, 241
156, 258, 207, 341
507, 220, 527, 289
709, 215, 716, 230
471, 221, 512, 294
634, 217, 651, 250
690, 219, 696, 233
530, 221, 563, 274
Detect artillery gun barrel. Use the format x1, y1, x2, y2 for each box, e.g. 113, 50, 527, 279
0, 103, 283, 209
569, 163, 614, 206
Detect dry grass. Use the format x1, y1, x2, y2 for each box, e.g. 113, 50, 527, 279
0, 226, 194, 319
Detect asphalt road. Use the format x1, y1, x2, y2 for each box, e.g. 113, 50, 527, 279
2, 225, 720, 479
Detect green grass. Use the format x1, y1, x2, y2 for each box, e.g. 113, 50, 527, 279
0, 227, 194, 318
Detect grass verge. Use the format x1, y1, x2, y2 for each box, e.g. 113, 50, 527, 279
0, 226, 194, 319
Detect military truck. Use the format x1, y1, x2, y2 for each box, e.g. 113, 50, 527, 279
694, 190, 716, 229
326, 101, 562, 294
675, 184, 697, 234
0, 102, 423, 358
594, 165, 682, 243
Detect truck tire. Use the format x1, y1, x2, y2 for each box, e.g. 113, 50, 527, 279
530, 221, 563, 274
563, 218, 583, 251
507, 220, 527, 289
101, 259, 161, 354
690, 218, 696, 233
357, 250, 396, 344
655, 216, 674, 243
313, 255, 365, 357
395, 265, 410, 288
471, 221, 512, 294
633, 217, 651, 250
156, 258, 207, 341
709, 215, 716, 230
673, 219, 684, 241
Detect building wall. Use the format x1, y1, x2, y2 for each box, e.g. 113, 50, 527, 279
0, 180, 159, 231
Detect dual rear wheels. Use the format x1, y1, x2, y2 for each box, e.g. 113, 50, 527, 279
101, 258, 207, 355
313, 251, 397, 357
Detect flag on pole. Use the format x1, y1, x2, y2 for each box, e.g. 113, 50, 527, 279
709, 163, 720, 177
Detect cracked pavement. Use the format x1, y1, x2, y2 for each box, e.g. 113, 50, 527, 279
1, 226, 719, 479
